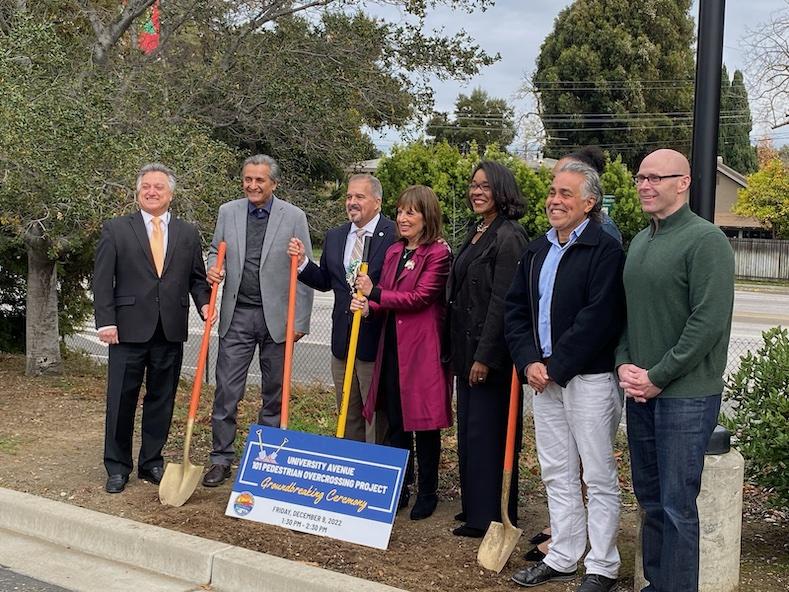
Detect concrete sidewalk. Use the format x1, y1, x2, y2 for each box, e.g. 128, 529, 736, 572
0, 488, 406, 592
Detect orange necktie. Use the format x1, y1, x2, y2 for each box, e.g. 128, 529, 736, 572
150, 216, 164, 276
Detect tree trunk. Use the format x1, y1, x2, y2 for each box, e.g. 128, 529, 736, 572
25, 238, 62, 376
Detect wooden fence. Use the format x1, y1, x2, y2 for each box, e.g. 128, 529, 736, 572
729, 238, 789, 280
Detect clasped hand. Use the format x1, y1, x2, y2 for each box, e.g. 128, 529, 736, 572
617, 363, 661, 403
526, 362, 551, 394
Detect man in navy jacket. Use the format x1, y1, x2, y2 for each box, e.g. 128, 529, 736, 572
288, 174, 396, 442
505, 161, 625, 592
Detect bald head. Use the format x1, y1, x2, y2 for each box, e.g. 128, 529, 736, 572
636, 149, 692, 220
641, 149, 690, 177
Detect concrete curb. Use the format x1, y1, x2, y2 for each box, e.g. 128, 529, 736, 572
0, 488, 406, 592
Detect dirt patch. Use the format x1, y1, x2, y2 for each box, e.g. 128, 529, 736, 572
0, 353, 785, 591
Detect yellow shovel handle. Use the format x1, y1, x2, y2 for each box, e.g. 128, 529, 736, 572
336, 260, 369, 438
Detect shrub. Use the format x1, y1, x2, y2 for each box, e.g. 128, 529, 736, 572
723, 326, 789, 507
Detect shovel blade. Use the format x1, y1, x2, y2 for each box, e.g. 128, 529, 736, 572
158, 461, 204, 507
477, 520, 523, 573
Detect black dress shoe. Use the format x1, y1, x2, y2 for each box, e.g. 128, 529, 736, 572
524, 546, 547, 562
138, 466, 164, 484
105, 474, 128, 494
454, 511, 467, 521
452, 524, 485, 538
528, 529, 551, 545
409, 493, 438, 520
577, 573, 617, 592
202, 464, 231, 487
511, 561, 577, 587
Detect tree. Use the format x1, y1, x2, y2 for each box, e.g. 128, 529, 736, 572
0, 16, 239, 374
719, 67, 758, 174
426, 88, 517, 152
779, 145, 789, 168
734, 158, 789, 239
376, 140, 552, 246
601, 155, 649, 247
531, 0, 695, 168
744, 1, 789, 130
1, 1, 497, 375
376, 141, 648, 248
376, 140, 472, 247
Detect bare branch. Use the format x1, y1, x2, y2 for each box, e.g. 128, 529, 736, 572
77, 0, 156, 65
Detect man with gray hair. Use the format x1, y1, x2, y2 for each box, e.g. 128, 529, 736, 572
287, 173, 396, 444
505, 160, 625, 591
93, 163, 211, 493
202, 154, 314, 487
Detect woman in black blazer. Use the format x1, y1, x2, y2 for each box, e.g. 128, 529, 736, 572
446, 161, 529, 537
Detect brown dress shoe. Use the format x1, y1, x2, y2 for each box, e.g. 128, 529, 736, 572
202, 464, 231, 487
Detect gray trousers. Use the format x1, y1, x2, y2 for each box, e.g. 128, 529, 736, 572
210, 305, 284, 465
331, 356, 386, 444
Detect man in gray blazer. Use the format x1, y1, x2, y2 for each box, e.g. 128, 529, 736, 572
202, 154, 313, 487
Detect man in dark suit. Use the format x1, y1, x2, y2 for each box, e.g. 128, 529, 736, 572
93, 163, 211, 494
202, 155, 314, 487
288, 173, 396, 443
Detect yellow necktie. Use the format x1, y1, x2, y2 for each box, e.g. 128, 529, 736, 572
150, 216, 164, 276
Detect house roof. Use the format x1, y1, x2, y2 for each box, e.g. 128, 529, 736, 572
344, 159, 381, 173
714, 212, 764, 229
716, 161, 748, 187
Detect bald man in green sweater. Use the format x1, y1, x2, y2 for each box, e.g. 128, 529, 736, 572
616, 149, 734, 592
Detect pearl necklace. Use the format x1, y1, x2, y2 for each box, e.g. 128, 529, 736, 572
476, 221, 491, 233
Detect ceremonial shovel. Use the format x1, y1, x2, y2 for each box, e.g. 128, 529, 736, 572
477, 367, 523, 572
159, 241, 226, 507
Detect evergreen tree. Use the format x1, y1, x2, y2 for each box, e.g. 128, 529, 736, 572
426, 89, 517, 152
533, 0, 695, 168
718, 69, 758, 173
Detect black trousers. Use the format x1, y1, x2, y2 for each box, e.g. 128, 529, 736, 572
104, 320, 183, 476
380, 332, 441, 497
456, 371, 522, 529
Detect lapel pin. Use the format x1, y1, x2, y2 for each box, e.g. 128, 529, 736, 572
378, 231, 384, 237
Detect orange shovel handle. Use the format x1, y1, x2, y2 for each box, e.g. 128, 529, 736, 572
503, 367, 521, 472
280, 252, 299, 429
187, 241, 226, 420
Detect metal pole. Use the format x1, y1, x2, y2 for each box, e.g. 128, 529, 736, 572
690, 0, 726, 222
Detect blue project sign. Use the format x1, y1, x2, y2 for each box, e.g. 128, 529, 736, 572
225, 426, 409, 549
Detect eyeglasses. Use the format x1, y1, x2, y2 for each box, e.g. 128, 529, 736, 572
468, 182, 491, 192
633, 173, 686, 186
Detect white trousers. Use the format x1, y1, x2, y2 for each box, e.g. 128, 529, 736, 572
533, 372, 622, 578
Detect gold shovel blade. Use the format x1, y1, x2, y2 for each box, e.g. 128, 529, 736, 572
477, 520, 523, 573
158, 461, 204, 507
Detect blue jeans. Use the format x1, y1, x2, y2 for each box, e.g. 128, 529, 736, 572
626, 394, 721, 592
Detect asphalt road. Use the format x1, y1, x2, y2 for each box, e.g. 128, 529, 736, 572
68, 287, 789, 389
0, 567, 73, 592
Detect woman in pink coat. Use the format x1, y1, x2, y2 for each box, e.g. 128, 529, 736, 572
351, 185, 451, 521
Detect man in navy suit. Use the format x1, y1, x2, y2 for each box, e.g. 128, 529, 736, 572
288, 173, 396, 443
93, 163, 210, 493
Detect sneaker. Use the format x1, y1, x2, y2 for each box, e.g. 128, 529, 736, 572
511, 561, 577, 587
577, 573, 617, 592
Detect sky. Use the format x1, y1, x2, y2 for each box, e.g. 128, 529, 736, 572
367, 0, 788, 154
